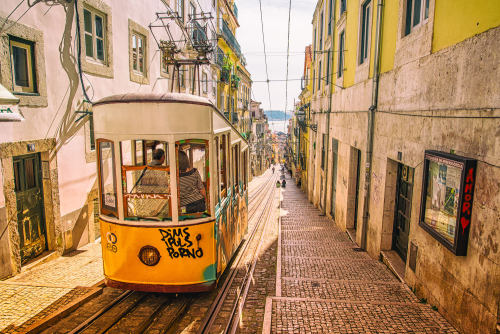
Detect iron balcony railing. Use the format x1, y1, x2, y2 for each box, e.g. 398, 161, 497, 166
221, 20, 241, 56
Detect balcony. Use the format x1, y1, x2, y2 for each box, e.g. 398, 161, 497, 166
221, 20, 241, 56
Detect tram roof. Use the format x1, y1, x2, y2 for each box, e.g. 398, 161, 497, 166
94, 92, 214, 108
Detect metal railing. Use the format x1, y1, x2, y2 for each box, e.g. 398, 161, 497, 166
221, 20, 241, 56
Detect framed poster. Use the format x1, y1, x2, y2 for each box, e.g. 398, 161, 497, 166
419, 151, 477, 256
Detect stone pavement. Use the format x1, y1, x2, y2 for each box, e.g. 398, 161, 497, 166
0, 242, 104, 333
260, 172, 460, 334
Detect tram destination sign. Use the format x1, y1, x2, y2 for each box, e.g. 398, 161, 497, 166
419, 150, 477, 256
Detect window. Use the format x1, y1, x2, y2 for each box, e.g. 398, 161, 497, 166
338, 30, 345, 78
178, 0, 185, 22
220, 134, 228, 197
313, 28, 316, 60
404, 0, 430, 36
83, 7, 106, 63
319, 12, 324, 50
328, 0, 333, 35
131, 33, 145, 74
326, 51, 330, 85
321, 134, 326, 170
120, 140, 171, 220
202, 72, 208, 94
189, 2, 196, 20
233, 144, 240, 193
359, 0, 371, 65
340, 0, 347, 15
9, 37, 36, 94
176, 140, 210, 217
97, 140, 117, 217
161, 50, 169, 75
312, 69, 315, 93
318, 61, 322, 91
179, 65, 185, 87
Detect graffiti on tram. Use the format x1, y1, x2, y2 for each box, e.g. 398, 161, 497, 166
159, 227, 203, 259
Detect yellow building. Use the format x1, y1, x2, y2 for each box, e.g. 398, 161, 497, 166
308, 0, 500, 333
215, 0, 251, 135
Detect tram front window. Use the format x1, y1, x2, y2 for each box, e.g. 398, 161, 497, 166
121, 140, 171, 221
176, 140, 209, 218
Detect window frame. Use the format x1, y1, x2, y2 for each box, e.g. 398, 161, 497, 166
9, 37, 36, 94
131, 32, 145, 75
202, 72, 208, 94
404, 0, 430, 36
97, 139, 118, 218
83, 7, 106, 64
337, 30, 345, 78
340, 0, 347, 16
358, 0, 372, 65
175, 139, 211, 218
120, 140, 171, 221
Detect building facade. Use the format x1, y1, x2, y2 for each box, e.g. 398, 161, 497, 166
0, 0, 218, 278
215, 0, 252, 135
300, 0, 500, 333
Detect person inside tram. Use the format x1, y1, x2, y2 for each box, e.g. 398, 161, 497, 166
148, 148, 165, 166
178, 150, 207, 214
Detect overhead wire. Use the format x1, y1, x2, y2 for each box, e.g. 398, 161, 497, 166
283, 0, 292, 133
258, 0, 273, 113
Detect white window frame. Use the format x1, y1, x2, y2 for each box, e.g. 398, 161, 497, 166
358, 0, 372, 65
131, 32, 146, 75
404, 0, 430, 36
202, 72, 208, 94
83, 7, 106, 64
337, 30, 345, 78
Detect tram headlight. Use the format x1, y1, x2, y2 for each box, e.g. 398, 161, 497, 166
138, 246, 161, 266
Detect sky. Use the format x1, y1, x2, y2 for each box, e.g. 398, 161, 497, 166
236, 0, 317, 114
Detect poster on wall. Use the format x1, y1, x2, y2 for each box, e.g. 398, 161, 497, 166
419, 151, 477, 256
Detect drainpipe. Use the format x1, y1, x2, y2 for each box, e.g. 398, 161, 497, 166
321, 0, 336, 215
361, 0, 383, 250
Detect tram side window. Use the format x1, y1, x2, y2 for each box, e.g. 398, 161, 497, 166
215, 137, 220, 202
121, 140, 171, 221
177, 140, 209, 217
233, 144, 240, 193
97, 140, 117, 217
220, 135, 227, 197
243, 150, 248, 191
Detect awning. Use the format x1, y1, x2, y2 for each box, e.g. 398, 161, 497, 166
0, 83, 23, 122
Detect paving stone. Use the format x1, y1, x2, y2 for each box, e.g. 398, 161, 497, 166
271, 299, 459, 334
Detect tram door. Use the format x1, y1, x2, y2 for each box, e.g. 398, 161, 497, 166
13, 154, 47, 264
392, 164, 414, 261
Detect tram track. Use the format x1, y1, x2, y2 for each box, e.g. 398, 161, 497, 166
196, 169, 278, 334
31, 169, 276, 334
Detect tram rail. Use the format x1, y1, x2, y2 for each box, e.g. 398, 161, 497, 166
196, 170, 278, 334
33, 169, 276, 334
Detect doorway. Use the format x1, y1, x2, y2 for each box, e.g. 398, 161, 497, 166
392, 163, 414, 261
353, 148, 361, 230
330, 139, 338, 218
13, 153, 47, 264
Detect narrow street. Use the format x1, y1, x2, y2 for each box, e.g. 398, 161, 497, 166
0, 170, 459, 333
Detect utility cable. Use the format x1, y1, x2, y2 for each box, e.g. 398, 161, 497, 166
283, 0, 292, 133
258, 0, 272, 112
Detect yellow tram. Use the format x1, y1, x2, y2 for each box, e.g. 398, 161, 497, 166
93, 93, 249, 293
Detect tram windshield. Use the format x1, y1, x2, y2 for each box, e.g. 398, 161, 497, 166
176, 140, 210, 219
121, 140, 171, 221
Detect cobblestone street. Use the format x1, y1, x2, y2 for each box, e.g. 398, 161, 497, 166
258, 173, 460, 334
0, 243, 103, 333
